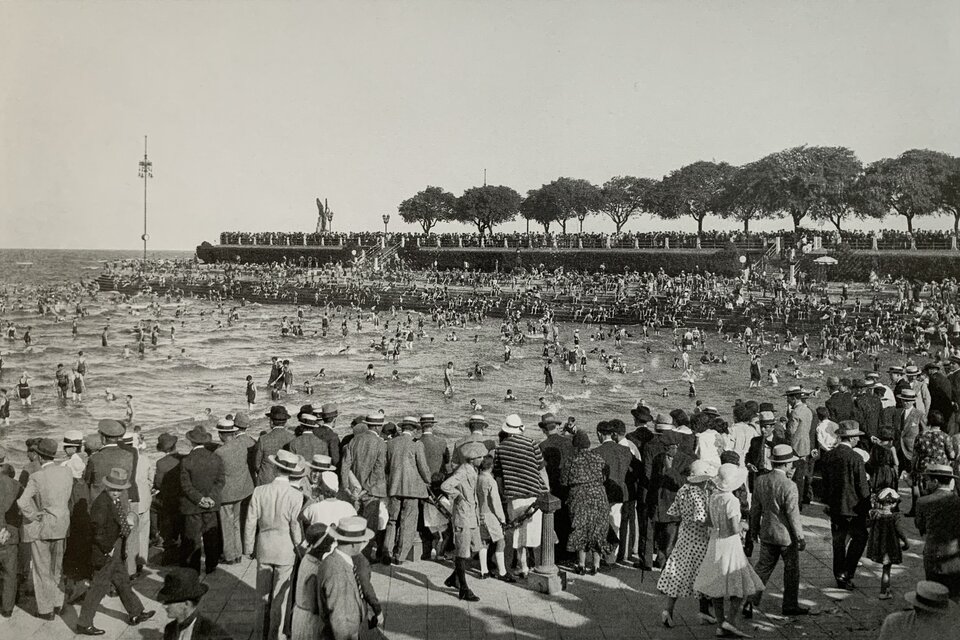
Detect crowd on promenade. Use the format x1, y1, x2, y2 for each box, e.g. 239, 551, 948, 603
217, 228, 960, 251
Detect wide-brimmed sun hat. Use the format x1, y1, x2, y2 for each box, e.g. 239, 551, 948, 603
269, 449, 305, 475
905, 580, 957, 614
329, 516, 374, 543
687, 459, 718, 484
501, 414, 524, 435
103, 467, 132, 490
712, 463, 747, 493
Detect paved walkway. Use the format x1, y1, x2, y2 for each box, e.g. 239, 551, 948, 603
4, 501, 925, 640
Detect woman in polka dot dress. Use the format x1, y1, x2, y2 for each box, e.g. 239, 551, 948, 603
658, 459, 717, 628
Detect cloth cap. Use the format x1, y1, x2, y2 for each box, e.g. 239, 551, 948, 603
98, 418, 126, 438
460, 442, 487, 460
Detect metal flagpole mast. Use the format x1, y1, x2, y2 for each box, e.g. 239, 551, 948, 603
138, 136, 153, 263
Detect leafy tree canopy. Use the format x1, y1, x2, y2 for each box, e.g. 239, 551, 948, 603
397, 186, 456, 234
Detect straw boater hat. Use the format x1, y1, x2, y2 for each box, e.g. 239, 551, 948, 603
399, 416, 420, 430
460, 442, 487, 461
63, 430, 84, 447
712, 463, 747, 493
783, 385, 809, 397
103, 467, 132, 490
307, 454, 335, 472
465, 414, 487, 430
98, 418, 126, 438
905, 580, 957, 615
904, 365, 921, 377
654, 413, 675, 432
157, 568, 209, 605
501, 414, 524, 435
702, 406, 720, 417
185, 426, 212, 445
538, 413, 561, 428
419, 413, 436, 427
269, 449, 305, 475
758, 410, 777, 425
896, 388, 917, 402
364, 413, 385, 428
298, 413, 319, 428
329, 516, 374, 544
770, 444, 799, 464
887, 365, 905, 375
836, 420, 864, 438
687, 459, 718, 484
216, 418, 238, 433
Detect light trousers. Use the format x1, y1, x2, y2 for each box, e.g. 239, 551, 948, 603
255, 561, 293, 640
220, 501, 244, 562
30, 538, 65, 615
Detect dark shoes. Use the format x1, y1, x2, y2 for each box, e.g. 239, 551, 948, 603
76, 626, 106, 636
381, 556, 394, 566
633, 561, 652, 571
458, 589, 480, 602
443, 574, 459, 589
498, 573, 516, 584
782, 606, 811, 616
130, 610, 156, 625
741, 603, 754, 619
574, 565, 585, 575
836, 576, 856, 591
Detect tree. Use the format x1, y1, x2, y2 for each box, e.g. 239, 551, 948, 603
861, 149, 954, 233
599, 176, 655, 233
452, 185, 522, 236
520, 187, 561, 234
939, 156, 960, 236
748, 146, 830, 230
807, 147, 866, 232
715, 161, 776, 234
650, 161, 733, 237
397, 186, 456, 234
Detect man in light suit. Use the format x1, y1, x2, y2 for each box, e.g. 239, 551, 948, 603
748, 444, 809, 617
784, 386, 814, 508
179, 426, 225, 575
318, 516, 381, 640
17, 438, 73, 620
244, 449, 305, 640
382, 417, 432, 565
215, 418, 254, 565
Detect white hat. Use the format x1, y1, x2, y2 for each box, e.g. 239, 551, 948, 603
501, 414, 524, 435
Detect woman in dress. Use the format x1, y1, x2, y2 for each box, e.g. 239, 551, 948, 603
289, 524, 325, 640
693, 463, 764, 638
560, 430, 610, 575
659, 459, 717, 628
749, 354, 761, 388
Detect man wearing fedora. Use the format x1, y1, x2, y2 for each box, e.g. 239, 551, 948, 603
317, 404, 342, 468
825, 376, 855, 423
180, 426, 225, 576
340, 414, 388, 559
17, 437, 72, 620
784, 386, 814, 508
538, 412, 574, 559
159, 567, 229, 640
317, 516, 383, 640
417, 414, 450, 561
646, 428, 691, 568
877, 580, 959, 639
852, 379, 882, 441
821, 420, 871, 590
153, 433, 183, 566
255, 406, 295, 486
245, 448, 306, 640
914, 463, 960, 597
382, 417, 432, 565
627, 405, 656, 570
84, 419, 139, 505
76, 467, 155, 635
215, 417, 254, 565
748, 444, 809, 617
905, 365, 930, 417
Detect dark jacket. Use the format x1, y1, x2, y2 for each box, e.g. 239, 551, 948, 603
254, 427, 295, 486
594, 440, 637, 504
163, 615, 233, 640
84, 443, 139, 503
915, 489, 960, 579
418, 432, 450, 484
180, 446, 225, 514
538, 433, 574, 497
821, 443, 870, 518
928, 372, 953, 420
0, 473, 22, 546
88, 490, 129, 569
646, 449, 692, 521
853, 393, 883, 439
826, 390, 856, 423
153, 452, 183, 514
626, 427, 655, 488
315, 424, 342, 468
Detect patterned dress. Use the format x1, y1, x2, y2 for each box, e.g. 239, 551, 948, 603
560, 451, 611, 555
913, 428, 953, 476
657, 482, 711, 598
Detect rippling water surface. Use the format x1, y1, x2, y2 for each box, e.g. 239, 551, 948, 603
0, 248, 762, 466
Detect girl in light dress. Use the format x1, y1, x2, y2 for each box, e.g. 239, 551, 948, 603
693, 463, 764, 639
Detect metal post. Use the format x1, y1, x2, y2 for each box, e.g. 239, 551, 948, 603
138, 136, 153, 263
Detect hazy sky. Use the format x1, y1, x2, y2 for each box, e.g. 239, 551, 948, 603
2, 1, 959, 250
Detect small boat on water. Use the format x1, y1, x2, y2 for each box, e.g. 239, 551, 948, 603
15, 261, 33, 266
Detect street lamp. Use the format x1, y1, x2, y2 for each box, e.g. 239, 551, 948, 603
138, 136, 153, 263
382, 214, 390, 235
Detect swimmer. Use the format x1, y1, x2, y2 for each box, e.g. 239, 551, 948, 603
365, 363, 376, 382
539, 396, 547, 410
338, 346, 351, 354
303, 381, 313, 395
391, 370, 400, 381
104, 388, 117, 402
314, 369, 326, 379
443, 361, 454, 396
469, 398, 483, 412
504, 389, 516, 402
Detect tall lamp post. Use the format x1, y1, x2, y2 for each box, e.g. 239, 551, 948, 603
382, 214, 390, 235
138, 136, 153, 263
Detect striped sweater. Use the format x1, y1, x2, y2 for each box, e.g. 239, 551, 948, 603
494, 434, 546, 499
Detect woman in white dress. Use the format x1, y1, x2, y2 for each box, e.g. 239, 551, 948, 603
693, 463, 764, 638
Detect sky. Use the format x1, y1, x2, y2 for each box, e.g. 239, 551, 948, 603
2, 1, 959, 250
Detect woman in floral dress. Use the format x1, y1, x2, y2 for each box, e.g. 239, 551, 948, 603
693, 464, 764, 639
658, 460, 717, 628
560, 430, 611, 575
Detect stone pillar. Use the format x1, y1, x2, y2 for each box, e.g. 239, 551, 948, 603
664, 237, 670, 250
578, 237, 583, 249
458, 236, 463, 247
268, 236, 273, 246
952, 235, 958, 251
695, 236, 701, 249
528, 493, 564, 595
633, 237, 639, 249
605, 235, 611, 249
814, 235, 821, 251
320, 236, 325, 247
339, 236, 344, 246
401, 236, 406, 248
480, 236, 485, 248
789, 262, 796, 286
504, 237, 509, 248
910, 234, 917, 251
303, 236, 307, 246
871, 234, 878, 251
416, 237, 421, 247
436, 237, 441, 248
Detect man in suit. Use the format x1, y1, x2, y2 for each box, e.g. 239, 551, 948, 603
748, 444, 809, 617
925, 362, 952, 424
821, 420, 871, 589
905, 365, 930, 418
254, 406, 295, 486
153, 433, 183, 565
946, 355, 960, 435
825, 376, 855, 423
287, 412, 326, 462
17, 437, 72, 620
852, 379, 883, 440
244, 449, 305, 640
84, 419, 138, 505
644, 428, 691, 567
75, 468, 154, 635
914, 464, 960, 597
382, 417, 431, 565
746, 411, 777, 490
417, 413, 450, 561
784, 386, 814, 507
595, 421, 638, 564
215, 418, 254, 565
626, 405, 656, 570
317, 404, 342, 468
340, 413, 388, 560
180, 426, 225, 575
318, 516, 381, 640
538, 413, 574, 559
0, 461, 21, 618
159, 567, 230, 640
